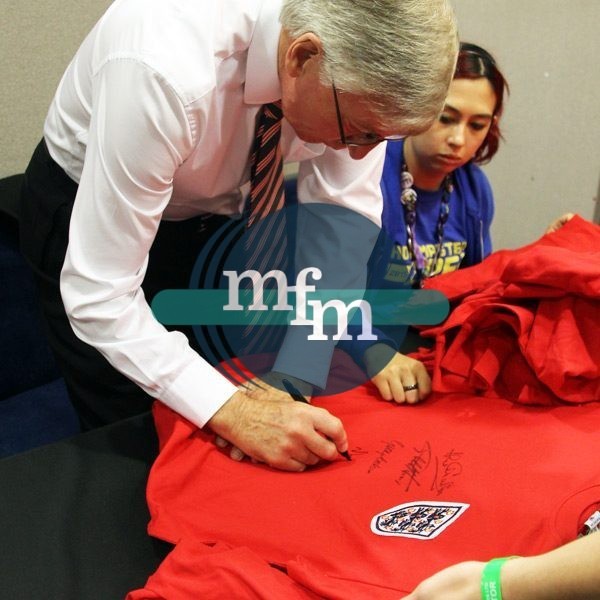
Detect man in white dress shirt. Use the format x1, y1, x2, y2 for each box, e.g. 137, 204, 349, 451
19, 0, 457, 471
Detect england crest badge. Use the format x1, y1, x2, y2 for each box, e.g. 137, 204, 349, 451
371, 500, 469, 539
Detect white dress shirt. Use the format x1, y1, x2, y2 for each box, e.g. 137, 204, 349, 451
44, 0, 386, 428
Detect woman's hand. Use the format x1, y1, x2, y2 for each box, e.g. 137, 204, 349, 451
545, 212, 575, 234
403, 561, 485, 600
365, 345, 432, 404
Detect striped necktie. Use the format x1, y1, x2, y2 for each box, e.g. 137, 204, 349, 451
242, 101, 288, 354
245, 101, 287, 273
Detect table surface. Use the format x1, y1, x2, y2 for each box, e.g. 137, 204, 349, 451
0, 335, 430, 599
0, 411, 171, 600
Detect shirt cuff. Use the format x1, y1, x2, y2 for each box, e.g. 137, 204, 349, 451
160, 357, 238, 428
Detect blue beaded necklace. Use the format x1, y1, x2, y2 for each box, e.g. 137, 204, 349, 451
400, 162, 453, 288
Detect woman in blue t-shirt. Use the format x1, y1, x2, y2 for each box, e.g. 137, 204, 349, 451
361, 42, 510, 403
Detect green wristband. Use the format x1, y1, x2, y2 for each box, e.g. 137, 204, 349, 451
481, 557, 516, 600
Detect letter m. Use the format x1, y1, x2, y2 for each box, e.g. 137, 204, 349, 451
306, 299, 376, 341
223, 270, 292, 311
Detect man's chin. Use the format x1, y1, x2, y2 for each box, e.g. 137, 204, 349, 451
297, 133, 324, 145
290, 128, 333, 147
301, 136, 342, 150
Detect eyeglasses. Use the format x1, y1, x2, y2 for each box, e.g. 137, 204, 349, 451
331, 81, 406, 147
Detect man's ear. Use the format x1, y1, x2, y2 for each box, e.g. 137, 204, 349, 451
283, 32, 323, 78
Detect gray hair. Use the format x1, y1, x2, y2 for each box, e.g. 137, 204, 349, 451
280, 0, 458, 134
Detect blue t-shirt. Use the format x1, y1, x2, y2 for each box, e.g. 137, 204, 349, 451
374, 139, 495, 289
379, 184, 468, 287
341, 140, 495, 365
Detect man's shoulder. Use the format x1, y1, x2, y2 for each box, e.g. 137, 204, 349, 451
95, 0, 261, 101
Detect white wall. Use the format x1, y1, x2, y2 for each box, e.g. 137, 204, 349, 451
452, 0, 600, 247
2, 1, 599, 247
0, 0, 112, 178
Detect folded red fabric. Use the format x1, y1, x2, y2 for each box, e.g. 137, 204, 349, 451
418, 216, 600, 404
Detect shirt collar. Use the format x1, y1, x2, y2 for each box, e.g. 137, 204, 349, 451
245, 0, 283, 105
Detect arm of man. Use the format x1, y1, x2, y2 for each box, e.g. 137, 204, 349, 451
272, 144, 386, 388
61, 59, 345, 470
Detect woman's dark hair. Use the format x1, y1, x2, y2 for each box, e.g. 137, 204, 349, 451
455, 42, 509, 164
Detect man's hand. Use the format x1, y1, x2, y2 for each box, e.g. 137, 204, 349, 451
365, 345, 432, 404
207, 383, 348, 472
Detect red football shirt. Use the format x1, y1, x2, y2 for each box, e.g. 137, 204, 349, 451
419, 215, 600, 404
129, 385, 600, 599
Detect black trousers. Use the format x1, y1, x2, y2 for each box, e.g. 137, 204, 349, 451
19, 140, 230, 430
